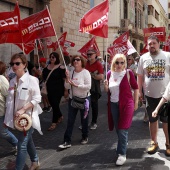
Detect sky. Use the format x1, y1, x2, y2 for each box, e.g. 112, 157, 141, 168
159, 0, 168, 13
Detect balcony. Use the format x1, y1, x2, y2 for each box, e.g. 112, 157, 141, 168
148, 15, 160, 27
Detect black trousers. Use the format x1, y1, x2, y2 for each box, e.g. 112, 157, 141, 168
48, 92, 62, 123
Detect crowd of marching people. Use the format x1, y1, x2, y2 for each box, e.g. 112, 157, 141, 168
1, 35, 170, 169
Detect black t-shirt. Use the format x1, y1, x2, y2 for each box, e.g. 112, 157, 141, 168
42, 66, 66, 96
27, 61, 34, 75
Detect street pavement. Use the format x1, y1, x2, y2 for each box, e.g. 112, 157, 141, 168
1, 86, 170, 170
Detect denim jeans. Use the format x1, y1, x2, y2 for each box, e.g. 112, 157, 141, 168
64, 97, 90, 143
0, 116, 18, 147
110, 102, 128, 155
15, 127, 38, 170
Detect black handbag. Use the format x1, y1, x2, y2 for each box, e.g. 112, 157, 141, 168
71, 96, 86, 109
158, 102, 169, 117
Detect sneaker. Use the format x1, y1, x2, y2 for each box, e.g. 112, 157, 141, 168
79, 125, 82, 130
47, 106, 52, 112
12, 146, 17, 156
81, 138, 88, 145
165, 144, 170, 156
42, 107, 48, 112
116, 154, 126, 166
90, 123, 97, 130
58, 142, 71, 149
147, 141, 159, 154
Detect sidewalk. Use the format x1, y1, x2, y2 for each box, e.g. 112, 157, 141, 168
0, 90, 170, 169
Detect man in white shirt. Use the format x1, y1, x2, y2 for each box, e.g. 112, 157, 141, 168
137, 35, 170, 155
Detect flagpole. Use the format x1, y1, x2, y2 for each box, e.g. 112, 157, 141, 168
46, 6, 67, 68
35, 40, 40, 69
105, 38, 109, 79
21, 43, 26, 55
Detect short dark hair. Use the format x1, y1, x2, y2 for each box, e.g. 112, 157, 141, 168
49, 52, 60, 65
148, 35, 160, 43
10, 53, 28, 68
0, 61, 6, 75
71, 55, 85, 68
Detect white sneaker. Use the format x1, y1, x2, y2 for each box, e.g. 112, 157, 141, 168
116, 154, 126, 166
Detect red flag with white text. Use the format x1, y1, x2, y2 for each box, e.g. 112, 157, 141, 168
78, 36, 100, 58
143, 27, 166, 42
79, 0, 109, 38
107, 32, 129, 57
140, 44, 148, 56
21, 8, 56, 43
15, 41, 35, 54
0, 2, 22, 44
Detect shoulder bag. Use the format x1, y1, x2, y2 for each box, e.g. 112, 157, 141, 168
13, 85, 33, 136
70, 71, 88, 110
41, 65, 59, 95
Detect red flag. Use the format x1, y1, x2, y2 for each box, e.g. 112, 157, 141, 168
78, 36, 100, 58
58, 32, 67, 46
79, 0, 109, 38
163, 36, 170, 52
64, 40, 75, 48
143, 27, 166, 42
107, 32, 129, 57
0, 2, 22, 44
21, 8, 56, 43
15, 41, 35, 54
140, 44, 148, 56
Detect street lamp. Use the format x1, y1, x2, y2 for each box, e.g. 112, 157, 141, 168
128, 24, 133, 42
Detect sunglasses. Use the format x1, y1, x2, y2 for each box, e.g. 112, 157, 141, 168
115, 61, 124, 65
10, 62, 22, 66
128, 59, 132, 61
50, 56, 55, 59
73, 58, 81, 62
87, 53, 95, 57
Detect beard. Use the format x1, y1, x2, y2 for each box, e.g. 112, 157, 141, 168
149, 47, 159, 55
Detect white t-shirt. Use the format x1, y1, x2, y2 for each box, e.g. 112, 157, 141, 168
109, 70, 126, 102
137, 50, 170, 98
65, 69, 91, 99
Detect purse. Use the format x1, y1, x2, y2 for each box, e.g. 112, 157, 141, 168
41, 65, 59, 95
70, 71, 88, 110
71, 96, 86, 110
158, 102, 169, 117
13, 85, 33, 136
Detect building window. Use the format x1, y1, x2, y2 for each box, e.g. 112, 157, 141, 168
169, 13, 170, 19
169, 3, 170, 8
148, 5, 153, 15
168, 24, 170, 30
90, 0, 94, 8
155, 10, 159, 21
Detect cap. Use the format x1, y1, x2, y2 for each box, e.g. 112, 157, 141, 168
39, 58, 47, 63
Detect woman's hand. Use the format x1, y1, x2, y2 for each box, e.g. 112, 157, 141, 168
68, 79, 78, 87
134, 101, 138, 111
65, 70, 70, 79
104, 80, 109, 92
104, 80, 108, 86
152, 110, 158, 117
15, 108, 26, 117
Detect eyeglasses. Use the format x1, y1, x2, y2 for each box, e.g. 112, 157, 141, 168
115, 61, 124, 65
50, 56, 55, 59
73, 58, 81, 62
10, 62, 22, 67
87, 53, 95, 57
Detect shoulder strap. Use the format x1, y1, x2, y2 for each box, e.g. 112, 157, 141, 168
45, 65, 60, 83
127, 69, 131, 89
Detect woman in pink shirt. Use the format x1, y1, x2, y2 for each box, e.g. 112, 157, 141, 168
104, 54, 138, 166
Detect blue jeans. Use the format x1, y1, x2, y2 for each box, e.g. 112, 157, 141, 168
0, 116, 18, 147
110, 102, 128, 155
64, 97, 90, 143
15, 127, 38, 170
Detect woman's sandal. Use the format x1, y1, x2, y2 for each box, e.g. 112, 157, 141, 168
48, 123, 57, 131
57, 116, 64, 123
